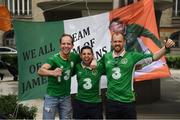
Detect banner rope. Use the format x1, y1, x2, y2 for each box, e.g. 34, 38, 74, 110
12, 102, 20, 119
43, 1, 80, 13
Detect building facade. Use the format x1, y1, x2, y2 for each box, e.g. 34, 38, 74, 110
0, 0, 179, 53
159, 0, 180, 54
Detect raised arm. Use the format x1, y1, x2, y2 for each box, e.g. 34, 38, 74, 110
153, 39, 175, 61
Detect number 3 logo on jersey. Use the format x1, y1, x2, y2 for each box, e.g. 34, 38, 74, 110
83, 78, 92, 89
112, 67, 121, 80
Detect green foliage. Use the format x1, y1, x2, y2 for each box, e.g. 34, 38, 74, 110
165, 55, 180, 69
0, 94, 37, 119
0, 54, 18, 69
1, 54, 17, 64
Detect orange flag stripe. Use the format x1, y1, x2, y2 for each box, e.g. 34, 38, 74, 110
135, 65, 170, 81
0, 5, 12, 31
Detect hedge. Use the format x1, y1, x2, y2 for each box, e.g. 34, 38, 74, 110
165, 54, 180, 69
0, 94, 37, 119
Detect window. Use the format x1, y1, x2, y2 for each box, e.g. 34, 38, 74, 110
3, 30, 16, 49
172, 0, 180, 17
5, 37, 15, 47
5, 0, 32, 18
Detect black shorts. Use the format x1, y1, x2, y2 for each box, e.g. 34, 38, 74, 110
105, 99, 137, 119
73, 99, 103, 119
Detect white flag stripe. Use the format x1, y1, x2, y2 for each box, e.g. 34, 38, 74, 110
64, 12, 111, 94
135, 60, 166, 77
64, 12, 111, 60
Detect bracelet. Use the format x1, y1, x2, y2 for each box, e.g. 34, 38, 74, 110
165, 46, 170, 53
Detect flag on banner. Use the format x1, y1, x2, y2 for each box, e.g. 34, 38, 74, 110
13, 0, 170, 101
14, 21, 64, 100
109, 0, 170, 81
0, 4, 12, 31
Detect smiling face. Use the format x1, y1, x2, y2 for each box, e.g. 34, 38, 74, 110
60, 35, 73, 56
80, 47, 94, 66
111, 32, 126, 54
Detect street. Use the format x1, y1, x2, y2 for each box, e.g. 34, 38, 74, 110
0, 69, 180, 119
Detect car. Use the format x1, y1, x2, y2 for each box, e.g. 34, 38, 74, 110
0, 46, 17, 55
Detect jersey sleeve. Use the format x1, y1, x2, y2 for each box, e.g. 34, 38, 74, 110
70, 52, 81, 76
46, 55, 56, 69
96, 61, 105, 75
70, 52, 81, 64
98, 54, 106, 75
133, 52, 153, 65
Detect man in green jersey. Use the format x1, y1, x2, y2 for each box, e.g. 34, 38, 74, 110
100, 32, 175, 119
73, 46, 104, 119
38, 34, 80, 120
109, 17, 163, 70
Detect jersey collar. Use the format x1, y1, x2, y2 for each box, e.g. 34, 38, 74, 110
81, 62, 92, 70
112, 49, 126, 58
59, 52, 69, 60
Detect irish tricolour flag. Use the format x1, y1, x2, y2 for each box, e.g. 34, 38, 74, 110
14, 0, 170, 101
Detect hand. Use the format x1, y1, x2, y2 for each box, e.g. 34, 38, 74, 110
53, 68, 63, 77
90, 58, 97, 69
164, 39, 175, 48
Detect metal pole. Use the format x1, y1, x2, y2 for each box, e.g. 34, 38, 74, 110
113, 0, 120, 9
113, 0, 125, 9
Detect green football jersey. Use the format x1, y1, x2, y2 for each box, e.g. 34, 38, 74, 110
46, 52, 80, 97
101, 51, 153, 103
75, 62, 104, 103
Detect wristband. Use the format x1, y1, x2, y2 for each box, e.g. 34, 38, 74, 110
165, 46, 170, 54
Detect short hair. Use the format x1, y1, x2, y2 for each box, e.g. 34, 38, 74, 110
109, 17, 122, 28
80, 46, 94, 54
59, 33, 74, 45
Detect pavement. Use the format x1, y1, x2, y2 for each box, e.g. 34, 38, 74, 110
137, 69, 180, 119
0, 69, 180, 119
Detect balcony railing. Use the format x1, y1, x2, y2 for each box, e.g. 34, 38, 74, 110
5, 0, 32, 18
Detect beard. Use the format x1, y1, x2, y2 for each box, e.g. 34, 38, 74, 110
114, 45, 123, 53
